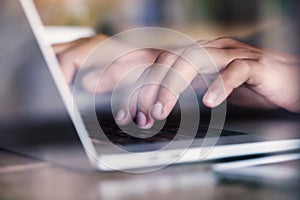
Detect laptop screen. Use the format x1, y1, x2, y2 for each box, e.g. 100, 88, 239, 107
0, 0, 84, 146
0, 0, 92, 170
0, 0, 70, 125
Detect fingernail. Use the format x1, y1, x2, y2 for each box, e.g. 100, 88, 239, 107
115, 109, 126, 121
136, 111, 147, 127
152, 101, 163, 116
204, 92, 219, 106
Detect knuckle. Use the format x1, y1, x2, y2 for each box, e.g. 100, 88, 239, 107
211, 37, 238, 47
231, 58, 245, 65
257, 53, 271, 64
197, 39, 208, 45
231, 59, 253, 73
231, 58, 247, 66
157, 51, 177, 65
238, 48, 261, 59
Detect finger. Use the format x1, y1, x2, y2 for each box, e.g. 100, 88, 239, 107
82, 50, 159, 93
52, 38, 88, 54
190, 74, 209, 90
56, 52, 79, 84
115, 89, 139, 126
152, 50, 200, 120
203, 58, 257, 107
115, 67, 153, 127
135, 51, 179, 128
136, 46, 229, 125
54, 40, 89, 83
199, 37, 245, 49
196, 39, 209, 46
136, 45, 259, 125
55, 36, 107, 83
56, 42, 97, 84
187, 46, 260, 74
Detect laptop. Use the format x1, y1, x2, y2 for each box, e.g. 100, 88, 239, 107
213, 152, 300, 188
0, 0, 299, 172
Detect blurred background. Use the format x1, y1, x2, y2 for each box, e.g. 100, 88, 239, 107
33, 0, 300, 54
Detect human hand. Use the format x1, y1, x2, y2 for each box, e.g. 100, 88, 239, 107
115, 38, 300, 129
53, 35, 162, 93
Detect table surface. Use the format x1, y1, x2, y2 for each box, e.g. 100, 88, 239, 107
0, 149, 299, 200
1, 114, 300, 200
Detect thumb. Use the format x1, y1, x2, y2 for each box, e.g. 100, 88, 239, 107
203, 59, 255, 107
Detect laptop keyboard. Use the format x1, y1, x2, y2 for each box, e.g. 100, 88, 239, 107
89, 123, 246, 146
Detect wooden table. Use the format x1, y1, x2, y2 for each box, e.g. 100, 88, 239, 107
0, 145, 299, 200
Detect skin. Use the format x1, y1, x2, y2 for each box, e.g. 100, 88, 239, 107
54, 36, 300, 129
53, 35, 162, 93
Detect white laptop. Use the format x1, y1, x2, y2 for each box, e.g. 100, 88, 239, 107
0, 0, 299, 172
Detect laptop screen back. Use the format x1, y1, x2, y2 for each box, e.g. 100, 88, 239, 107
0, 0, 70, 123
0, 0, 92, 169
